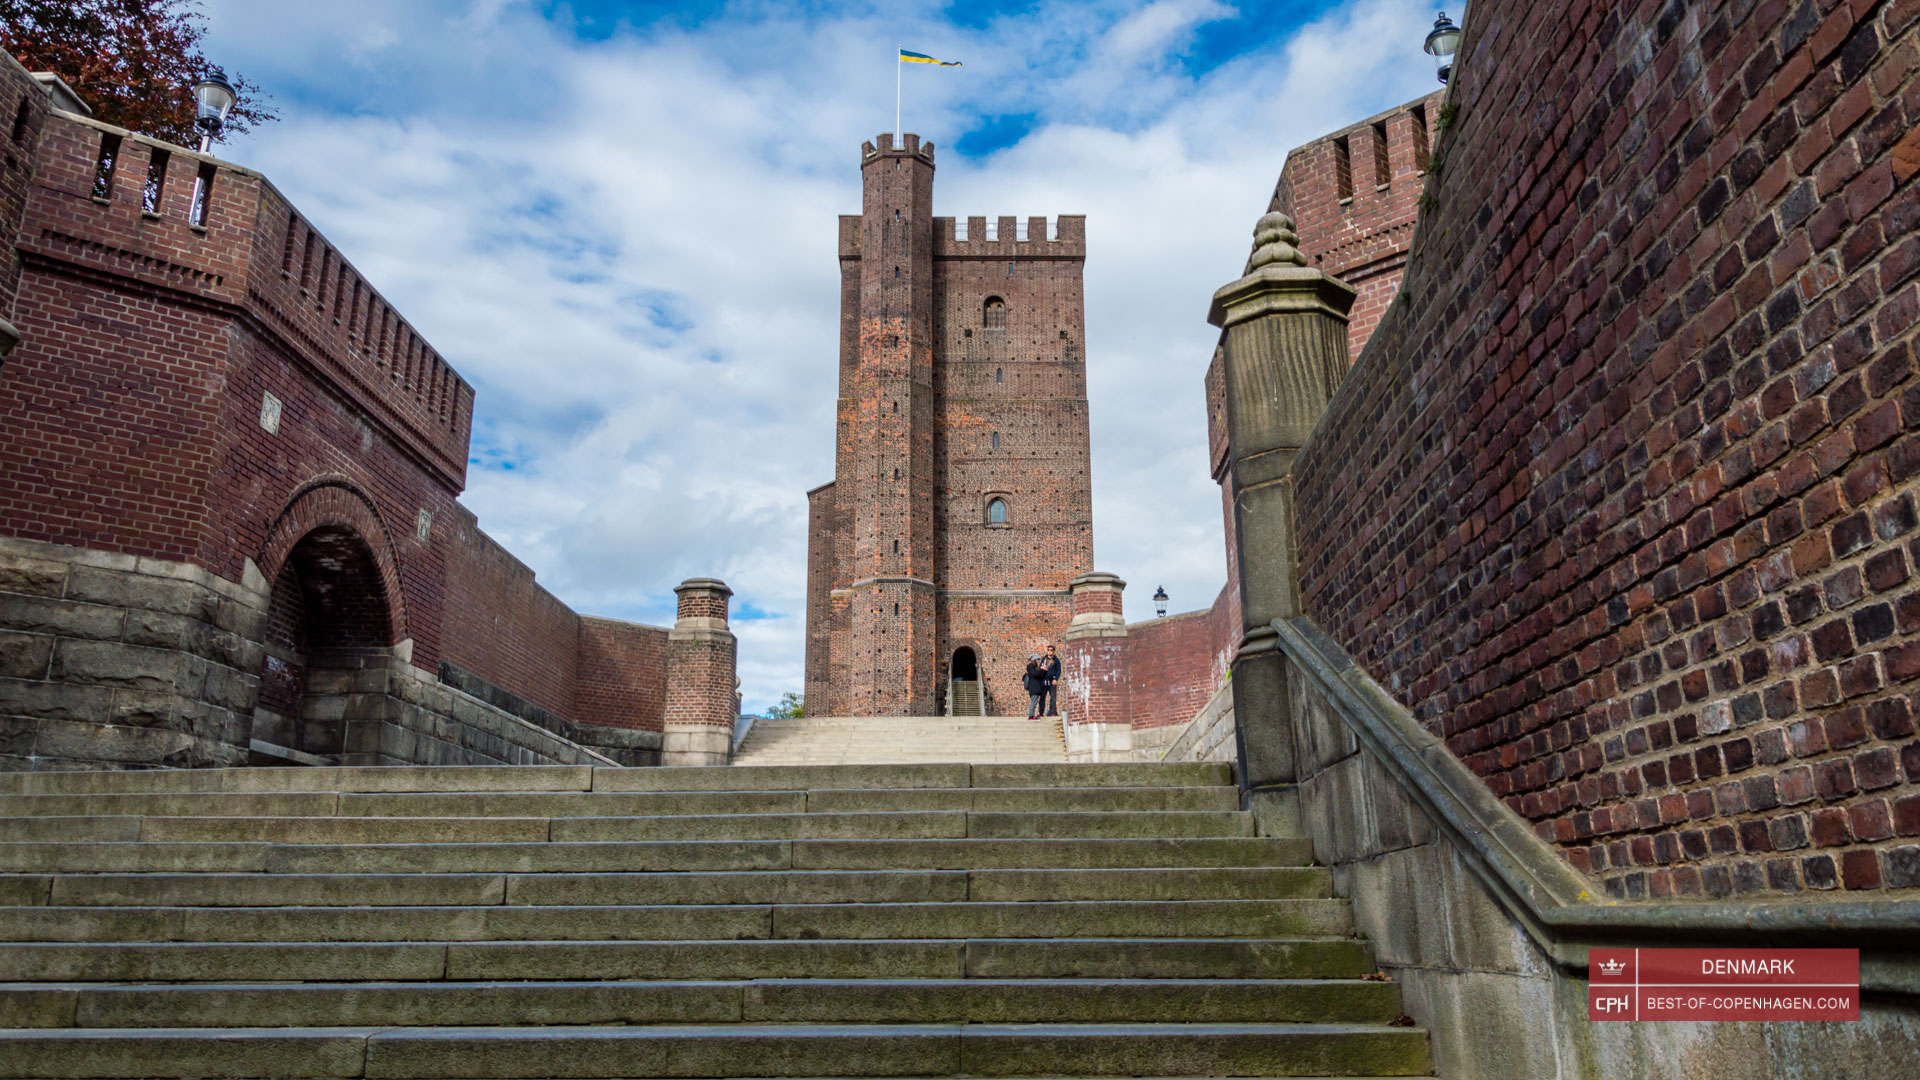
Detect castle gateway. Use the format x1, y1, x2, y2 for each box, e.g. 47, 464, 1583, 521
804, 133, 1093, 717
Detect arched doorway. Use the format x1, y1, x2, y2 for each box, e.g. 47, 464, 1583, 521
255, 524, 398, 761
948, 647, 983, 716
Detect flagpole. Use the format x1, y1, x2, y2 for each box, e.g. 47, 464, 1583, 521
895, 45, 901, 144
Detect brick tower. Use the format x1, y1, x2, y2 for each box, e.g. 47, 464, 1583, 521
805, 133, 1092, 717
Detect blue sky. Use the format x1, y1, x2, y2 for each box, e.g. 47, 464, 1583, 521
197, 0, 1446, 712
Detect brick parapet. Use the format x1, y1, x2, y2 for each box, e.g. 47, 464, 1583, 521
1272, 91, 1442, 364
1292, 0, 1920, 898
574, 616, 669, 733
19, 110, 471, 491
1125, 584, 1240, 733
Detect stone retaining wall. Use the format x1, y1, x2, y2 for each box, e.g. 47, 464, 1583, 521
319, 651, 615, 767
0, 537, 267, 770
0, 536, 632, 770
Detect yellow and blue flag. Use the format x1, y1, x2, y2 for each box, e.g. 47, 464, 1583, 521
900, 49, 962, 66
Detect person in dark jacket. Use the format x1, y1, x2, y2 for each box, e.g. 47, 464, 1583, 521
1039, 644, 1061, 717
1023, 654, 1045, 719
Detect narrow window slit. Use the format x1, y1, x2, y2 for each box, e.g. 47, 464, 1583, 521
142, 149, 170, 214
281, 212, 299, 272
188, 161, 217, 226
91, 133, 121, 200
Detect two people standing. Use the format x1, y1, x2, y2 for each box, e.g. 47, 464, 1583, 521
1024, 644, 1060, 720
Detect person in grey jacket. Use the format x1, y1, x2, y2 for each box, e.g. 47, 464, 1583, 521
1023, 655, 1046, 719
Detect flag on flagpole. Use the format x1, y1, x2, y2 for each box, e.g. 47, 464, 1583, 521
899, 48, 962, 66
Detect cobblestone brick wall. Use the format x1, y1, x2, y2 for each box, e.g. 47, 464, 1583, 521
1293, 0, 1920, 898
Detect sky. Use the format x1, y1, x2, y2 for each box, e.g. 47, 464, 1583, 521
195, 0, 1447, 713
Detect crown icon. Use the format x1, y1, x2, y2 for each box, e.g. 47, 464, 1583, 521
1597, 959, 1627, 976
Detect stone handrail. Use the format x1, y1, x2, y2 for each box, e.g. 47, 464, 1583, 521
1271, 615, 1920, 994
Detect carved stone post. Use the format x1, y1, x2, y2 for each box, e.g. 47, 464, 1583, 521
1061, 571, 1130, 762
1207, 213, 1354, 830
662, 577, 737, 766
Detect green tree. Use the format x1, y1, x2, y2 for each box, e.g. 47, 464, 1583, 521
2, 0, 276, 147
765, 692, 804, 719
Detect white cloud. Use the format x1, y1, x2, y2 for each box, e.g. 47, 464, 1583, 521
199, 0, 1443, 712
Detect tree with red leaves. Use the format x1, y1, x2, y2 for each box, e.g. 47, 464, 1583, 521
1, 0, 275, 148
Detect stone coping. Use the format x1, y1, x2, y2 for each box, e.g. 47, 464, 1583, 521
1273, 617, 1920, 994
0, 536, 268, 608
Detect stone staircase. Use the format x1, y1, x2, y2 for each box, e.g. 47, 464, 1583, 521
0, 761, 1433, 1078
733, 715, 1066, 765
948, 679, 985, 717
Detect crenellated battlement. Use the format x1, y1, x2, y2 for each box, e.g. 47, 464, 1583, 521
861, 132, 935, 162
20, 108, 472, 488
935, 215, 1085, 258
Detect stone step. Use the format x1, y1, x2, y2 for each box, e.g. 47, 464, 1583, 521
805, 785, 1240, 813
0, 785, 1241, 818
0, 810, 1257, 845
0, 765, 601, 796
0, 978, 1405, 1029
0, 835, 1311, 875
0, 760, 1424, 1079
0, 937, 1376, 982
0, 899, 1352, 942
0, 1022, 1433, 1078
0, 761, 1229, 797
4, 865, 1334, 908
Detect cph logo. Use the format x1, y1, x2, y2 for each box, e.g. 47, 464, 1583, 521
1591, 994, 1631, 1015
1597, 958, 1627, 977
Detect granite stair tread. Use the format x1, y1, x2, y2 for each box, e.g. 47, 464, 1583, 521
0, 761, 1429, 1078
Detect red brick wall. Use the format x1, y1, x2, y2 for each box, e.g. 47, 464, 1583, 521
439, 506, 577, 718
576, 615, 667, 731
1293, 0, 1920, 899
1125, 585, 1240, 732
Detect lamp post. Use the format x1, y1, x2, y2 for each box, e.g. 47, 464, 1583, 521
192, 68, 236, 152
1152, 586, 1169, 619
1424, 12, 1462, 84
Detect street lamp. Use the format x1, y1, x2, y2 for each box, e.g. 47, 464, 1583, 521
1424, 12, 1462, 84
192, 68, 236, 152
1152, 586, 1169, 618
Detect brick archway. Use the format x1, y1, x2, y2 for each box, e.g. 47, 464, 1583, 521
253, 480, 411, 759
257, 479, 409, 645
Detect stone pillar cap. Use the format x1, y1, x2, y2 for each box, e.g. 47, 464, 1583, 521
1069, 571, 1126, 590
674, 577, 733, 597
1208, 213, 1356, 329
